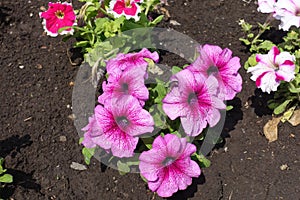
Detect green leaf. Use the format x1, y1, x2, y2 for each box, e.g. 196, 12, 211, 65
239, 38, 251, 46
274, 99, 293, 115
0, 174, 13, 183
268, 100, 280, 110
257, 40, 275, 51
226, 105, 233, 111
82, 147, 96, 165
151, 104, 167, 129
247, 33, 254, 39
153, 79, 167, 104
141, 137, 154, 149
117, 161, 130, 175
171, 66, 182, 74
281, 106, 296, 123
288, 82, 300, 93
239, 19, 252, 32
75, 40, 90, 48
149, 15, 164, 26
193, 153, 211, 168
116, 159, 139, 175
244, 54, 257, 70
0, 158, 4, 174
79, 137, 84, 145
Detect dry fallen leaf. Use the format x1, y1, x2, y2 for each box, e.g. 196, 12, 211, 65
170, 20, 181, 26
263, 117, 281, 142
287, 109, 300, 126
70, 162, 87, 171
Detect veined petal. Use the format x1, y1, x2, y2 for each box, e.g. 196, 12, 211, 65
257, 0, 276, 13
181, 115, 207, 137
258, 71, 280, 93
164, 134, 185, 158
162, 87, 188, 120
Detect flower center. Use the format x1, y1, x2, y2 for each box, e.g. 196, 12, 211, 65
162, 157, 175, 166
121, 83, 129, 93
55, 10, 65, 19
116, 116, 130, 129
125, 0, 132, 7
188, 92, 197, 105
207, 65, 219, 75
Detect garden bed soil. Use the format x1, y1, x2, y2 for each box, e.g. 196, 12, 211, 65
0, 0, 299, 199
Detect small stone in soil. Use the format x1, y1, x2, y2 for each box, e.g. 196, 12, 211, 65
68, 114, 76, 120
36, 64, 43, 69
280, 164, 289, 171
59, 136, 67, 142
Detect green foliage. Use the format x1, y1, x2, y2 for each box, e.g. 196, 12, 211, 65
192, 153, 211, 168
82, 147, 96, 165
244, 53, 257, 70
171, 66, 182, 74
226, 105, 233, 111
0, 158, 13, 184
68, 0, 163, 63
117, 159, 139, 175
79, 138, 96, 165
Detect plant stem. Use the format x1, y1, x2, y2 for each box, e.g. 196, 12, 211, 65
251, 13, 274, 45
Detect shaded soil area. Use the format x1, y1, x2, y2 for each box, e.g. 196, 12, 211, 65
0, 0, 299, 199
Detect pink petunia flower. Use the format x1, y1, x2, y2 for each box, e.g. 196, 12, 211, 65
98, 65, 149, 106
106, 48, 159, 80
186, 44, 242, 101
247, 46, 295, 93
162, 69, 226, 137
274, 0, 300, 31
257, 0, 276, 13
39, 2, 76, 37
107, 0, 144, 21
82, 95, 154, 158
139, 134, 201, 198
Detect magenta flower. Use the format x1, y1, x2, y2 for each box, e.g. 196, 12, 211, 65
82, 95, 154, 157
162, 70, 226, 137
257, 0, 276, 13
98, 65, 149, 106
274, 0, 300, 30
139, 134, 201, 198
107, 0, 143, 21
39, 2, 76, 37
247, 46, 295, 93
186, 44, 242, 100
106, 48, 159, 79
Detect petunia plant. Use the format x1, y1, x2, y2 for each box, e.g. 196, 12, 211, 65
239, 0, 300, 126
79, 45, 242, 197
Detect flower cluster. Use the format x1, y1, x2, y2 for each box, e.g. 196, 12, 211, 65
39, 1, 149, 37
81, 44, 242, 197
240, 1, 300, 116
258, 0, 300, 31
39, 0, 164, 66
82, 49, 158, 158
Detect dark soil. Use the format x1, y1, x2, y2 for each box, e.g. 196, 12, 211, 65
0, 0, 299, 199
